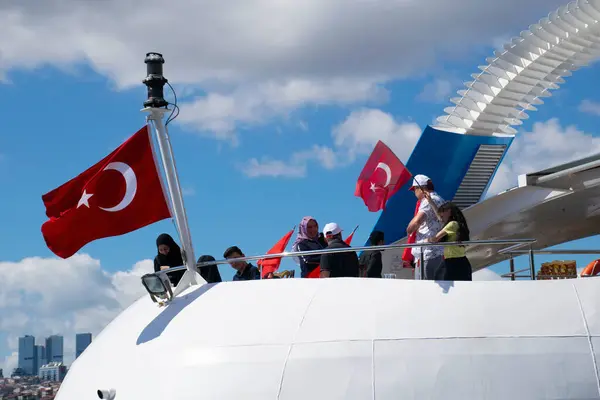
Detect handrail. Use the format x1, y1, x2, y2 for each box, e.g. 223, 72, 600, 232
178, 238, 536, 270
153, 238, 600, 282
501, 248, 600, 280
500, 267, 531, 278
503, 249, 600, 255
497, 242, 535, 254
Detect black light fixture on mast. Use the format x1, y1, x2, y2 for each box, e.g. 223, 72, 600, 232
143, 52, 168, 108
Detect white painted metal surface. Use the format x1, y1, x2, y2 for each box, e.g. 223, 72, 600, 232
56, 278, 600, 399
435, 0, 600, 137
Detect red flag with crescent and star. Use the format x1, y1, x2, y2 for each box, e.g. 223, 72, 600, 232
354, 140, 412, 212
41, 125, 172, 258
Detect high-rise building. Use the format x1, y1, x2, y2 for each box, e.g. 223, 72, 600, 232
75, 333, 92, 359
45, 335, 64, 363
18, 335, 35, 375
34, 345, 46, 375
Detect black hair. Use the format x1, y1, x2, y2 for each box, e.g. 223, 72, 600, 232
369, 230, 385, 245
438, 202, 470, 242
223, 245, 244, 258
197, 254, 216, 264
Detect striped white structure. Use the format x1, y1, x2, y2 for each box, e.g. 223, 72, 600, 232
435, 0, 600, 137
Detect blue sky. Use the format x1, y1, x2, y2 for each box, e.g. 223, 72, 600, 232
3, 60, 600, 279
2, 0, 600, 372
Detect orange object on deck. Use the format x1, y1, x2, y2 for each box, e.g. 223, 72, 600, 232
581, 259, 600, 277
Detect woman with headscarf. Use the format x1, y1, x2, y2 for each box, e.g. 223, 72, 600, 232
154, 233, 185, 286
291, 216, 323, 278
196, 255, 223, 284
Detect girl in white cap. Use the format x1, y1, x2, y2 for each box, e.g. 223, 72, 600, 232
406, 175, 446, 280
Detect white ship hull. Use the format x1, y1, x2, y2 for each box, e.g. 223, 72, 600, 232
56, 277, 600, 399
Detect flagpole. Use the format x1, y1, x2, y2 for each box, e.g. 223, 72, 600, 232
140, 52, 204, 290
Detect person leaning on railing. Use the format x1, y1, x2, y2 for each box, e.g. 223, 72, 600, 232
425, 202, 473, 281
320, 223, 360, 278
406, 175, 446, 280
291, 216, 324, 278
153, 233, 186, 286
223, 246, 261, 281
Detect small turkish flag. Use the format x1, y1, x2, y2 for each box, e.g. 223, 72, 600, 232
354, 140, 411, 212
258, 228, 294, 278
41, 125, 171, 258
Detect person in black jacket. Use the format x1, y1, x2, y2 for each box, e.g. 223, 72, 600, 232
197, 255, 223, 284
154, 233, 185, 286
320, 222, 359, 278
359, 231, 384, 278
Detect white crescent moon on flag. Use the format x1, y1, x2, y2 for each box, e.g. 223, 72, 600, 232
375, 162, 392, 187
98, 162, 137, 212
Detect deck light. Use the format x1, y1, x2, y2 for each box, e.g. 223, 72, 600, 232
141, 272, 173, 303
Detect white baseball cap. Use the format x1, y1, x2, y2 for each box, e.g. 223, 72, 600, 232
409, 174, 431, 191
323, 222, 343, 236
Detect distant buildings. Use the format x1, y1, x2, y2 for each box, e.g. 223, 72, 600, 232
15, 333, 91, 379
39, 362, 67, 382
75, 333, 92, 359
0, 374, 63, 399
45, 335, 64, 364
18, 335, 35, 376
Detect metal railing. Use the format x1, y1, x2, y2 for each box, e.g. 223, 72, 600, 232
155, 238, 537, 282
500, 249, 600, 280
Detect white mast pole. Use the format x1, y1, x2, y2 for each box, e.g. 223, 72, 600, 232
141, 52, 204, 291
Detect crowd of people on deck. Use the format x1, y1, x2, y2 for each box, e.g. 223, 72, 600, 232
152, 174, 473, 285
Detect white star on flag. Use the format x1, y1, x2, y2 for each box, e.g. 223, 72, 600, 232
77, 190, 94, 208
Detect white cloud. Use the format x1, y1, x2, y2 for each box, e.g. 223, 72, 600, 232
3, 352, 17, 375
242, 144, 339, 178
579, 99, 600, 116
0, 0, 565, 139
176, 79, 388, 143
242, 108, 421, 178
491, 34, 513, 52
292, 145, 340, 170
0, 254, 150, 373
332, 108, 421, 162
243, 158, 307, 178
488, 118, 600, 195
417, 79, 455, 103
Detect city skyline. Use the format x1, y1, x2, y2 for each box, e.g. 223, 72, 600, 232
15, 333, 92, 377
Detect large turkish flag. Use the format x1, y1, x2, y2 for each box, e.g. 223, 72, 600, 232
41, 125, 171, 258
